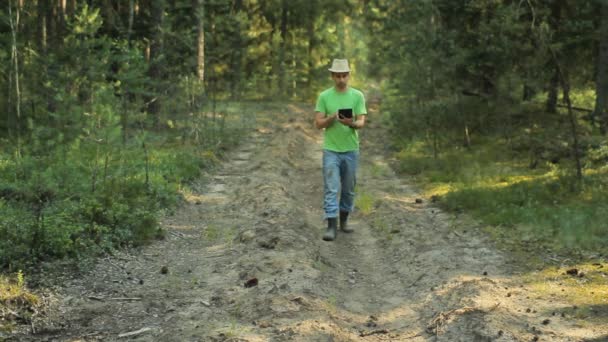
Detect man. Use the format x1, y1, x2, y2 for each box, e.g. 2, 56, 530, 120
314, 59, 367, 241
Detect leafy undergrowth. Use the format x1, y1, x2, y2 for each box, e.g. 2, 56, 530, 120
394, 135, 608, 257
0, 101, 257, 272
0, 141, 221, 272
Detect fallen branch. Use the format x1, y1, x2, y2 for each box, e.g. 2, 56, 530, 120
169, 231, 186, 238
427, 303, 500, 336
359, 329, 389, 337
87, 296, 142, 301
118, 327, 152, 338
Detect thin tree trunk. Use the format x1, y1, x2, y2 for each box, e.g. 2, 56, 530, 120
593, 2, 608, 134
38, 0, 47, 54
121, 0, 135, 144
147, 0, 166, 122
103, 0, 116, 35
229, 0, 243, 99
47, 0, 57, 48
196, 0, 205, 84
550, 49, 583, 181
7, 63, 12, 138
306, 0, 317, 96
128, 0, 134, 47
9, 0, 22, 158
278, 0, 288, 95
546, 0, 561, 114
67, 0, 76, 17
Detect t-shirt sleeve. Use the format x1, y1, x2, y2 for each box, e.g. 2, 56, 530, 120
355, 92, 367, 115
315, 94, 325, 114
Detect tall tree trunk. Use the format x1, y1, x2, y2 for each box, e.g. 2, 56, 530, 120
103, 0, 117, 35
306, 0, 317, 96
67, 0, 76, 17
196, 0, 205, 84
47, 0, 57, 52
38, 0, 48, 54
229, 0, 243, 99
147, 0, 166, 121
278, 0, 288, 96
550, 48, 583, 182
122, 0, 135, 144
593, 2, 608, 134
55, 0, 67, 43
9, 0, 21, 158
546, 0, 561, 114
128, 0, 134, 46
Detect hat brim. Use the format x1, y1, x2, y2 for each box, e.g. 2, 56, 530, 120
328, 68, 350, 73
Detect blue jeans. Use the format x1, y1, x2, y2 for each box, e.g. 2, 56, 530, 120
322, 150, 359, 219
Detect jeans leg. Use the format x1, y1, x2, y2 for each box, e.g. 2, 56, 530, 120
339, 151, 359, 213
323, 150, 340, 219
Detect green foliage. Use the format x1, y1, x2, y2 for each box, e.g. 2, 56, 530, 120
0, 128, 227, 270
0, 0, 369, 271
443, 176, 608, 252
394, 134, 608, 255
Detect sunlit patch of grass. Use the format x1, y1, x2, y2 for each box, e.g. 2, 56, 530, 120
356, 191, 375, 216
370, 162, 390, 177
202, 224, 237, 246
521, 263, 608, 321
423, 183, 455, 198
394, 134, 608, 255
0, 271, 40, 332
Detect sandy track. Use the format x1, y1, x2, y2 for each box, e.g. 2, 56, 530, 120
14, 103, 608, 342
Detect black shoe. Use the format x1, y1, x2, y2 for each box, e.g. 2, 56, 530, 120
340, 211, 353, 233
323, 218, 338, 241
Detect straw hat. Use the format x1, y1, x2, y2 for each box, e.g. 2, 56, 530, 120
328, 59, 350, 73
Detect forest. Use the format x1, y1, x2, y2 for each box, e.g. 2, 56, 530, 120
1, 0, 608, 340
2, 0, 608, 269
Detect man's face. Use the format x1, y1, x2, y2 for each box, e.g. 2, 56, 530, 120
332, 72, 349, 89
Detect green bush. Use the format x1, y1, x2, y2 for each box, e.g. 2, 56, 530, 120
0, 136, 224, 269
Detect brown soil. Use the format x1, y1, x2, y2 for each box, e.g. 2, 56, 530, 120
6, 103, 608, 341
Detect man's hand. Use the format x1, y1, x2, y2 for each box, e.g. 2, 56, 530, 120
315, 111, 338, 129
337, 114, 356, 128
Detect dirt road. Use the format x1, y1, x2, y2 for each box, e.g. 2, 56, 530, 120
15, 103, 608, 341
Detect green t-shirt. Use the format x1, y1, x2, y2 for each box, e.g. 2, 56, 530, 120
315, 87, 367, 152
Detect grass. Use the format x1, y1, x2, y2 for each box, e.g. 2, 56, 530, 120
394, 134, 608, 257
0, 271, 39, 333
0, 99, 261, 270
523, 263, 608, 306
202, 224, 237, 246
520, 262, 608, 323
356, 191, 376, 216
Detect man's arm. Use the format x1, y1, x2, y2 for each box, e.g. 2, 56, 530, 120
314, 111, 338, 129
350, 114, 366, 129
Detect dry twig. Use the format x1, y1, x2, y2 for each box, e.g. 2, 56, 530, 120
359, 328, 389, 337
427, 303, 500, 335
118, 327, 152, 338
